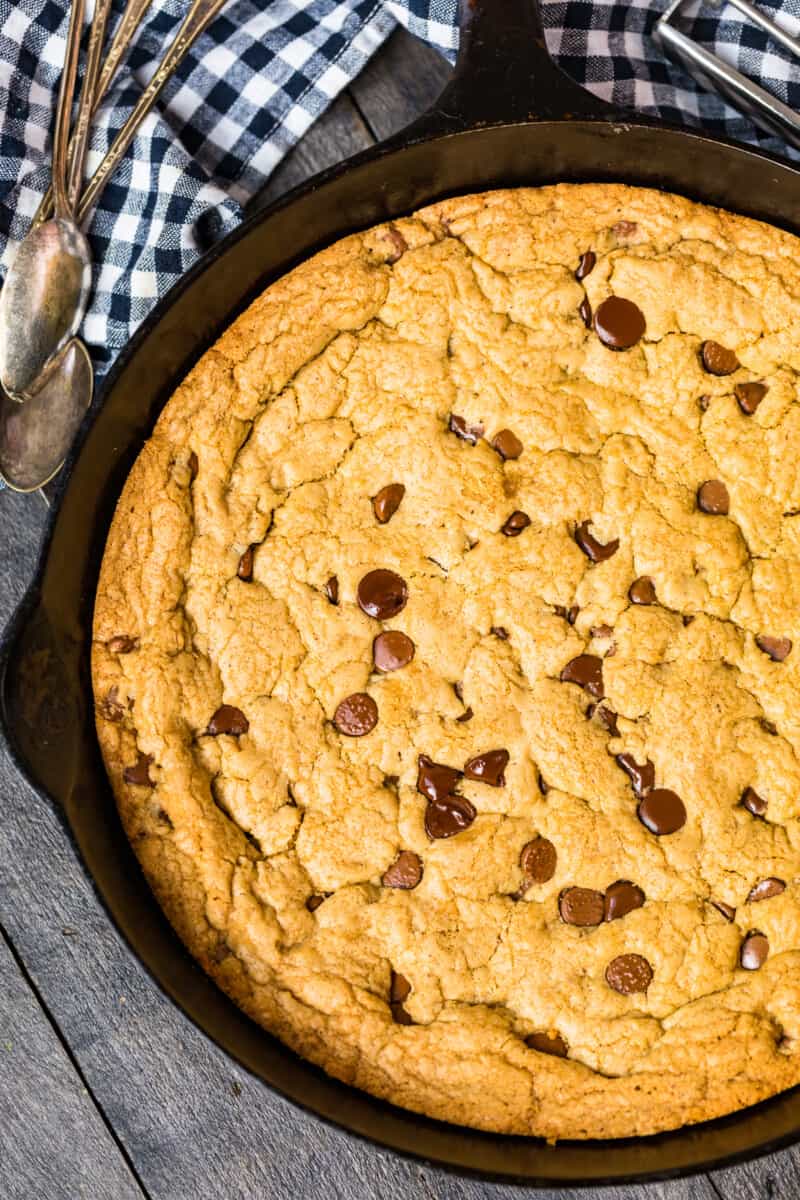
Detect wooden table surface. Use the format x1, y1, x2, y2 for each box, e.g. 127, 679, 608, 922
0, 28, 797, 1200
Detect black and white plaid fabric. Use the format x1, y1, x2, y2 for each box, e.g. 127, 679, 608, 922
1, 0, 800, 382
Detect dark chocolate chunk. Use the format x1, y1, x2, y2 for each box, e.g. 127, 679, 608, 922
638, 788, 686, 835
735, 381, 767, 415
449, 414, 484, 443
559, 887, 604, 927
425, 795, 477, 839
357, 569, 408, 619
188, 451, 199, 479
740, 930, 769, 970
501, 510, 531, 537
373, 630, 415, 672
306, 894, 325, 912
605, 953, 653, 994
237, 544, 255, 581
575, 250, 596, 281
492, 429, 523, 460
463, 749, 509, 787
373, 483, 405, 524
629, 576, 656, 605
742, 787, 768, 818
382, 851, 423, 890
710, 899, 736, 922
616, 753, 655, 797
519, 837, 557, 883
325, 575, 339, 605
697, 480, 730, 515
560, 654, 604, 698
525, 1031, 568, 1057
333, 693, 378, 737
123, 752, 153, 787
594, 296, 646, 350
575, 520, 619, 563
747, 877, 785, 903
604, 880, 645, 922
756, 635, 792, 662
578, 296, 592, 328
417, 755, 462, 803
701, 340, 739, 376
207, 705, 249, 736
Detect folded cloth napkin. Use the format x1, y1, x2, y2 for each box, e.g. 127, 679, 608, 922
1, 0, 800, 383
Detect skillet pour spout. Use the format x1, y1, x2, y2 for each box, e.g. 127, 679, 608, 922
3, 0, 800, 1184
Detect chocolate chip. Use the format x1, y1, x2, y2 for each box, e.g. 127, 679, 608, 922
373, 630, 415, 672
559, 886, 604, 926
616, 753, 655, 797
417, 754, 462, 803
592, 704, 620, 736
463, 748, 509, 787
425, 794, 477, 839
207, 705, 249, 736
372, 483, 405, 524
560, 654, 604, 699
605, 953, 653, 994
390, 970, 413, 1024
492, 429, 523, 460
108, 635, 137, 654
575, 250, 596, 281
98, 687, 124, 722
594, 296, 646, 350
382, 851, 423, 890
333, 693, 378, 737
385, 225, 408, 263
710, 899, 736, 922
735, 381, 767, 415
697, 480, 730, 515
501, 510, 531, 537
491, 625, 509, 640
237, 544, 255, 581
525, 1031, 568, 1057
449, 413, 484, 444
756, 635, 792, 662
760, 718, 778, 736
357, 569, 408, 619
537, 772, 550, 796
123, 752, 153, 787
555, 604, 580, 625
701, 340, 739, 376
392, 1004, 413, 1026
456, 707, 474, 723
629, 576, 656, 605
740, 930, 769, 970
325, 575, 339, 605
747, 877, 785, 903
699, 394, 712, 412
579, 296, 592, 328
188, 451, 198, 480
742, 787, 768, 818
638, 788, 686, 835
306, 894, 325, 912
612, 220, 638, 240
575, 520, 619, 563
604, 880, 645, 922
682, 614, 696, 627
520, 836, 557, 883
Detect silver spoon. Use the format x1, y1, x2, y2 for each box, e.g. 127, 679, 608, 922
0, 0, 91, 399
0, 0, 231, 491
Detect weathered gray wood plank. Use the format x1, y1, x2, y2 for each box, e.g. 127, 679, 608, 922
713, 1148, 799, 1198
349, 25, 452, 141
0, 927, 145, 1200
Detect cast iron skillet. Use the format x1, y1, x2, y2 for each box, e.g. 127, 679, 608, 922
4, 0, 800, 1185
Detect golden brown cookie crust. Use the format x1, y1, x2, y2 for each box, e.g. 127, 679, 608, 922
92, 184, 800, 1140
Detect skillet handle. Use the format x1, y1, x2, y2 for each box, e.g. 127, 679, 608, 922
406, 0, 613, 139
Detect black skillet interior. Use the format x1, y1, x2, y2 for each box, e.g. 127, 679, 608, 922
4, 0, 800, 1185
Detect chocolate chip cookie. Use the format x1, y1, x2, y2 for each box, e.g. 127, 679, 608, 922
93, 184, 800, 1140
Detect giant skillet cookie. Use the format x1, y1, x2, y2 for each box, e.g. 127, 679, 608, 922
93, 184, 800, 1139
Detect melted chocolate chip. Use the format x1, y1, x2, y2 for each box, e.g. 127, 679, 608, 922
740, 930, 769, 970
697, 480, 730, 515
357, 569, 408, 619
123, 752, 153, 787
605, 953, 653, 994
575, 250, 596, 281
237, 544, 255, 581
559, 886, 604, 926
699, 394, 712, 412
456, 706, 474, 723
491, 625, 509, 640
520, 837, 557, 883
417, 755, 462, 803
747, 877, 785, 903
575, 520, 619, 563
701, 340, 739, 376
449, 414, 484, 444
382, 851, 423, 890
742, 786, 768, 818
306, 894, 325, 912
629, 576, 656, 605
385, 225, 408, 263
373, 630, 415, 672
616, 753, 655, 797
710, 899, 736, 922
735, 381, 767, 415
188, 451, 199, 480
525, 1031, 568, 1057
594, 296, 646, 350
207, 705, 249, 736
560, 654, 604, 698
333, 693, 378, 737
638, 788, 686, 835
463, 748, 509, 787
108, 635, 138, 654
425, 794, 476, 839
325, 575, 339, 605
98, 687, 124, 723
593, 704, 620, 736
604, 880, 645, 922
756, 635, 792, 662
555, 604, 580, 625
501, 510, 531, 537
537, 772, 550, 796
372, 483, 405, 524
492, 429, 523, 460
390, 970, 413, 1024
578, 296, 592, 328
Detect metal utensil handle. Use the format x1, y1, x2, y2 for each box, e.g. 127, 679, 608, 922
52, 0, 87, 219
32, 0, 155, 230
66, 0, 115, 213
76, 0, 229, 224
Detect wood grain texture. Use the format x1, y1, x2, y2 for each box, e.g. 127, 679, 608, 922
3, 25, 800, 1200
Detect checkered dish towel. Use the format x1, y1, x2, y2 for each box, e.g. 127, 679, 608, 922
2, 0, 800, 378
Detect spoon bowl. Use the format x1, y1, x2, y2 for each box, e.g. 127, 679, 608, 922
0, 218, 91, 399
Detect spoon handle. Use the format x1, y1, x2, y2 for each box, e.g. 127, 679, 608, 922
66, 0, 115, 214
32, 0, 154, 230
77, 0, 230, 224
52, 0, 87, 219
